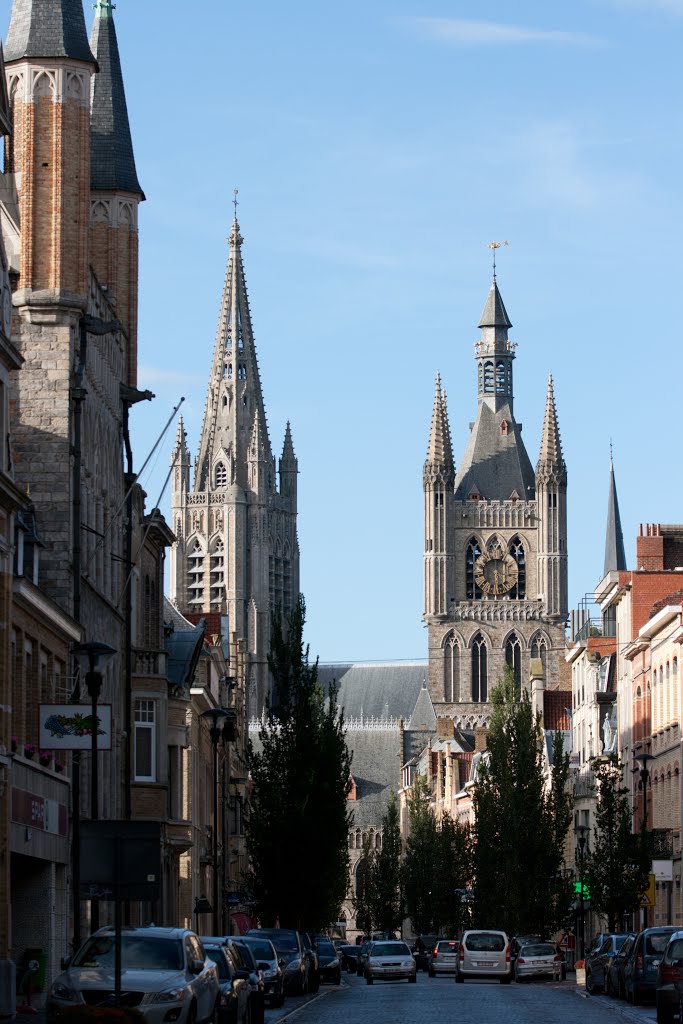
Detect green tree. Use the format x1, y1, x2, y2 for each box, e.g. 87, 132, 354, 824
353, 834, 375, 937
473, 670, 573, 937
585, 757, 650, 931
401, 773, 439, 934
432, 813, 474, 937
246, 596, 352, 931
368, 792, 403, 935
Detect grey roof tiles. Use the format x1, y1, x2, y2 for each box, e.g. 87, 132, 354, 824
5, 0, 95, 64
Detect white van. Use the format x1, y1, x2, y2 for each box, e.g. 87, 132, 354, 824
455, 930, 511, 984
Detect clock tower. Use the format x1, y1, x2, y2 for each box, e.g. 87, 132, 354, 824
423, 275, 567, 727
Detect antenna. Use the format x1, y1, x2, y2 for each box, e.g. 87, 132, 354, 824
488, 240, 509, 279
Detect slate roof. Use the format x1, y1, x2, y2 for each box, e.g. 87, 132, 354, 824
603, 456, 627, 575
346, 726, 403, 828
317, 662, 427, 722
453, 400, 535, 502
478, 279, 512, 328
90, 5, 143, 196
5, 0, 95, 64
163, 598, 206, 688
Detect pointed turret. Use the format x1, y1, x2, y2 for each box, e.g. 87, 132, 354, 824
247, 410, 271, 498
536, 375, 567, 481
90, 1, 143, 196
604, 453, 626, 575
195, 218, 272, 492
424, 373, 455, 480
5, 0, 96, 64
535, 375, 568, 621
172, 416, 190, 496
478, 279, 512, 329
279, 422, 298, 503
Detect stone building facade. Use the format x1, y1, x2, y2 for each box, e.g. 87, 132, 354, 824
169, 220, 299, 715
423, 276, 568, 727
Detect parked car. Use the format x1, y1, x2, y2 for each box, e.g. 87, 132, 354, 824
456, 930, 511, 984
656, 930, 683, 1024
235, 935, 284, 1008
46, 926, 220, 1024
246, 928, 308, 995
299, 932, 320, 992
605, 934, 636, 999
510, 935, 540, 966
338, 945, 361, 973
365, 941, 417, 985
624, 927, 679, 1005
428, 940, 459, 976
202, 941, 251, 1024
315, 936, 342, 985
413, 935, 440, 972
514, 941, 562, 983
228, 941, 265, 1024
586, 933, 630, 993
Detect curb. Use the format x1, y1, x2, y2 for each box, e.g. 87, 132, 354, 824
572, 986, 656, 1023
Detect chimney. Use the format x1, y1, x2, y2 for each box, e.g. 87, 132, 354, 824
636, 523, 665, 571
437, 718, 454, 740
474, 726, 488, 752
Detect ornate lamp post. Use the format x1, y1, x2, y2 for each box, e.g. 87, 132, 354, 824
574, 824, 590, 960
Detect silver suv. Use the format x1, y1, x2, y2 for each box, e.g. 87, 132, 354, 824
46, 926, 219, 1024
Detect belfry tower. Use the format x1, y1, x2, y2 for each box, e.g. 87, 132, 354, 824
169, 218, 299, 714
423, 275, 568, 727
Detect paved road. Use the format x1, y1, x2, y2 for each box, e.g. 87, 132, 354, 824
268, 972, 659, 1024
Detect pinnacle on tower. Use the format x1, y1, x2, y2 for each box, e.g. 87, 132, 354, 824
5, 0, 96, 64
478, 279, 512, 329
603, 452, 627, 575
536, 375, 566, 477
425, 373, 454, 471
90, 1, 144, 196
281, 421, 297, 462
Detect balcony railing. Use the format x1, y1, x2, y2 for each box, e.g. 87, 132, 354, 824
133, 649, 167, 677
648, 828, 674, 859
573, 771, 595, 799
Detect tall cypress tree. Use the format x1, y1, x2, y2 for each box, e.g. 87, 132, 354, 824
402, 773, 439, 935
246, 596, 352, 930
473, 671, 572, 937
368, 791, 403, 935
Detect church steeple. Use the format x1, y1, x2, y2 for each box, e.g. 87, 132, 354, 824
604, 452, 626, 575
535, 375, 568, 621
5, 0, 96, 64
536, 375, 566, 481
424, 373, 454, 482
90, 1, 143, 196
475, 278, 515, 409
424, 373, 455, 620
195, 217, 272, 493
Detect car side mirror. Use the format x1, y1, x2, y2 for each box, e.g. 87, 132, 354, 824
60, 956, 72, 971
189, 958, 205, 975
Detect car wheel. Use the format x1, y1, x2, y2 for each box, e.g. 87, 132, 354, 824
605, 974, 613, 998
515, 972, 523, 983
456, 973, 464, 984
334, 969, 341, 985
500, 975, 512, 985
366, 975, 373, 985
187, 1004, 197, 1024
409, 974, 417, 984
656, 999, 674, 1024
309, 972, 320, 994
633, 986, 641, 1006
586, 970, 595, 994
428, 968, 435, 977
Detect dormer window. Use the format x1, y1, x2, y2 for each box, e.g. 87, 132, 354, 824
500, 420, 509, 436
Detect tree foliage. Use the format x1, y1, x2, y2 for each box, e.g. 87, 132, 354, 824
352, 834, 375, 937
473, 671, 573, 937
585, 757, 650, 931
368, 792, 403, 935
401, 773, 473, 936
246, 596, 352, 931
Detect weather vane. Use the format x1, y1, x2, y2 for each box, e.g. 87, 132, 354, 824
488, 240, 509, 279
233, 188, 239, 217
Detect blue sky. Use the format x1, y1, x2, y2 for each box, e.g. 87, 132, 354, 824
4, 1, 682, 662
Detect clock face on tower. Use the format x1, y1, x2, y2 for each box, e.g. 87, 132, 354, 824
474, 544, 518, 596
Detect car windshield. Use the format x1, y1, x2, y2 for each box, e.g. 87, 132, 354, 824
521, 944, 556, 957
317, 941, 335, 955
250, 931, 298, 953
371, 943, 411, 957
205, 949, 229, 980
646, 933, 675, 956
437, 942, 458, 952
613, 936, 627, 951
668, 939, 683, 961
73, 935, 184, 971
242, 940, 275, 961
466, 934, 505, 953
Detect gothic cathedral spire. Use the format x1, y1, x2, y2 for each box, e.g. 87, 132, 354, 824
603, 452, 627, 575
424, 374, 455, 619
535, 375, 568, 621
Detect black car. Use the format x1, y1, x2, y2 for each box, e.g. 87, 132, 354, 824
228, 940, 265, 1024
624, 927, 679, 1005
246, 928, 309, 995
315, 936, 342, 985
605, 934, 636, 999
202, 942, 251, 1024
586, 933, 630, 994
338, 944, 361, 973
413, 935, 440, 972
239, 935, 285, 1008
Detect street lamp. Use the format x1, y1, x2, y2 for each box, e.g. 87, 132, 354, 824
73, 640, 116, 931
574, 824, 590, 960
200, 708, 235, 935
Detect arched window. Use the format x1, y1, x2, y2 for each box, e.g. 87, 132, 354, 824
187, 540, 205, 606
495, 360, 507, 394
444, 634, 460, 702
505, 634, 522, 687
466, 538, 482, 599
508, 536, 526, 599
215, 462, 227, 487
471, 633, 488, 702
530, 633, 548, 676
355, 829, 361, 849
483, 361, 494, 393
375, 833, 382, 849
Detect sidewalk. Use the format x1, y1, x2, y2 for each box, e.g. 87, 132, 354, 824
575, 987, 657, 1023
